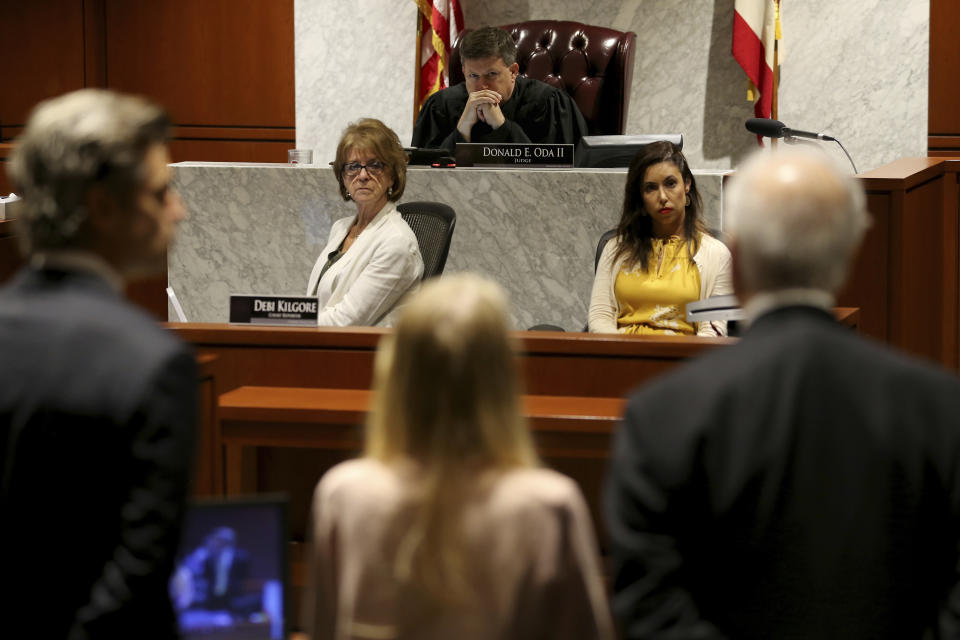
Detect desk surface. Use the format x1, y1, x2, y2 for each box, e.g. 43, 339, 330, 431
220, 385, 625, 428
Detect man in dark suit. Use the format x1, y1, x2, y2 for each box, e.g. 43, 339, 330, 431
0, 89, 196, 639
606, 147, 960, 639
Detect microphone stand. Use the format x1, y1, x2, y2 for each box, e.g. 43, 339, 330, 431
783, 134, 858, 174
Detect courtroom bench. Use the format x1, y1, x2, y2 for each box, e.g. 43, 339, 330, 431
218, 386, 625, 495
173, 312, 856, 540
182, 313, 856, 624
220, 384, 625, 622
172, 323, 733, 548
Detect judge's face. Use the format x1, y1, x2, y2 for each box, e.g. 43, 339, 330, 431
462, 56, 519, 101
641, 161, 690, 236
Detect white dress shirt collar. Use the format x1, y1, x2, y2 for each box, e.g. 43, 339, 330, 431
743, 288, 835, 327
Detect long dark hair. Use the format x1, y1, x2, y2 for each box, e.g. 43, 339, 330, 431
613, 141, 706, 271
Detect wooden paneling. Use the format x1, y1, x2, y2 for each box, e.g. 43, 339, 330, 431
168, 140, 293, 164
0, 143, 14, 195
168, 125, 296, 163
0, 0, 295, 163
104, 0, 294, 128
193, 354, 222, 497
855, 158, 960, 369
0, 220, 24, 285
839, 190, 889, 341
942, 161, 960, 369
929, 0, 960, 154
0, 0, 296, 311
83, 0, 107, 87
887, 176, 945, 358
170, 323, 732, 397
930, 0, 960, 136
102, 0, 295, 164
0, 0, 86, 139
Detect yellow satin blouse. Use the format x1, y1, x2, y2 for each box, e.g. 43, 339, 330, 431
614, 235, 701, 335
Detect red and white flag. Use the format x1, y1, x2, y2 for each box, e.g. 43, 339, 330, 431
415, 0, 465, 112
732, 0, 782, 120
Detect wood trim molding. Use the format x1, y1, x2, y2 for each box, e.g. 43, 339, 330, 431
171, 126, 295, 142
83, 0, 107, 87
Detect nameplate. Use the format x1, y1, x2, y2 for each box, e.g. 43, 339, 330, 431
229, 294, 318, 326
455, 143, 574, 168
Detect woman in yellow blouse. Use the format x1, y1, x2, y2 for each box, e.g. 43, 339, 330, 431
588, 141, 732, 336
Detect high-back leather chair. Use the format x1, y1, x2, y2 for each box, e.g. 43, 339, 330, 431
449, 20, 637, 135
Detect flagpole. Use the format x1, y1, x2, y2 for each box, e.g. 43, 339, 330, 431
771, 0, 780, 148
413, 13, 424, 129
771, 36, 779, 148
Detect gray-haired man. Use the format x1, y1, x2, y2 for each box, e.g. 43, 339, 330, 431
1, 89, 196, 639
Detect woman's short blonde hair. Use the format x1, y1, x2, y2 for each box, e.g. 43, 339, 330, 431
332, 118, 408, 202
365, 273, 537, 601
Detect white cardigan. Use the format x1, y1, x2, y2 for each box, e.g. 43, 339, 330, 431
306, 203, 423, 327
588, 233, 733, 336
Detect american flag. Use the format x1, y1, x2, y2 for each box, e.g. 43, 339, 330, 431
414, 0, 465, 112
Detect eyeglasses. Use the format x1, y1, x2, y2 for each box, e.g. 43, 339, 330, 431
342, 160, 386, 178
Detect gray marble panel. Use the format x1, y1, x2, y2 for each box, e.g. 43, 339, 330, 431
169, 163, 728, 330
778, 0, 928, 174
295, 0, 419, 166
295, 1, 928, 175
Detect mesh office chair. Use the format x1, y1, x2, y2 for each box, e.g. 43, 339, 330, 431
594, 228, 617, 271
397, 201, 457, 280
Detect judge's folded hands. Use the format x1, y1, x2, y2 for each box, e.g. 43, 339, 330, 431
457, 88, 506, 136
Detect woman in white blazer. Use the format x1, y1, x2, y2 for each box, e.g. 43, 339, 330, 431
306, 119, 423, 326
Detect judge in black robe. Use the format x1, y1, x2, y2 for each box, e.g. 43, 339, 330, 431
412, 76, 588, 152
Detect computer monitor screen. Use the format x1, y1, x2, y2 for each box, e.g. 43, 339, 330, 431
170, 496, 289, 640
575, 134, 684, 168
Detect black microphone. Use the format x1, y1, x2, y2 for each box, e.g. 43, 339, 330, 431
745, 118, 835, 142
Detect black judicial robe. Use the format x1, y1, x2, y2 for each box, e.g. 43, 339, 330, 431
411, 76, 589, 152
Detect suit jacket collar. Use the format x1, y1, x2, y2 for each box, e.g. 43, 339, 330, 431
6, 262, 122, 300
30, 250, 125, 293
744, 304, 837, 339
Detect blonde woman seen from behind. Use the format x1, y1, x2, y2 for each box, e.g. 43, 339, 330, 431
303, 274, 613, 640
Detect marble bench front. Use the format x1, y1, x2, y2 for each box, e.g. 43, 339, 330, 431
169, 163, 730, 330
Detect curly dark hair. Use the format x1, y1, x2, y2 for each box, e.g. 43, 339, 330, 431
613, 141, 707, 271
